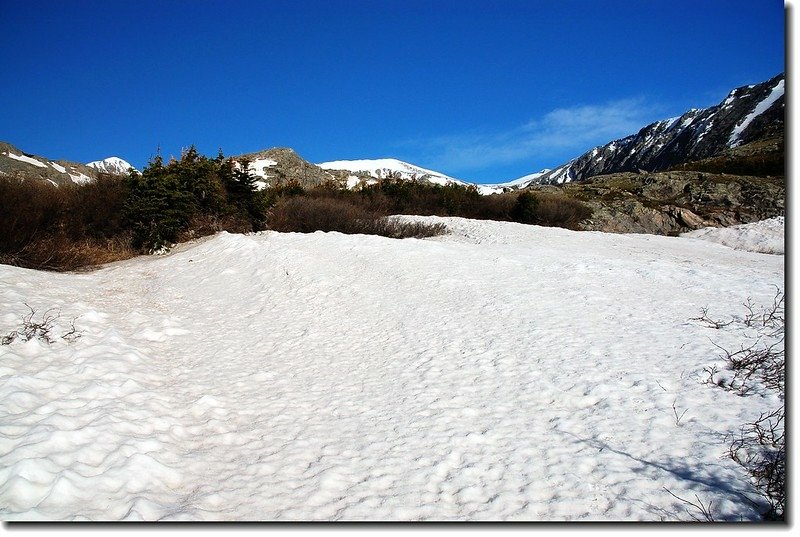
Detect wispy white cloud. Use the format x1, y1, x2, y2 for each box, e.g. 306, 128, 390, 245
404, 98, 665, 172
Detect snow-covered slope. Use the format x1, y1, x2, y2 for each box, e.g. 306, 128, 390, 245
682, 216, 784, 255
0, 217, 783, 521
317, 158, 530, 195
527, 73, 785, 185
480, 169, 550, 190
86, 157, 136, 175
318, 158, 470, 186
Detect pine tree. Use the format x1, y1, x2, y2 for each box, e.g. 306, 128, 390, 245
124, 155, 195, 251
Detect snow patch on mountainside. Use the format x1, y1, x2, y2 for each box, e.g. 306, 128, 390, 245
230, 158, 278, 190
247, 158, 278, 177
728, 79, 784, 147
49, 162, 67, 173
523, 74, 784, 186
69, 171, 93, 185
318, 158, 540, 195
3, 151, 47, 168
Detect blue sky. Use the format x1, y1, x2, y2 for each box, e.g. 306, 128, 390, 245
0, 0, 786, 183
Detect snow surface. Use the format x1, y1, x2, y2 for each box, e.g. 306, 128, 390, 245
49, 162, 67, 174
3, 151, 47, 168
0, 217, 784, 521
682, 216, 784, 255
728, 79, 784, 147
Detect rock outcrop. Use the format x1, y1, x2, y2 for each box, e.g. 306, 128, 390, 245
532, 170, 784, 235
237, 147, 340, 189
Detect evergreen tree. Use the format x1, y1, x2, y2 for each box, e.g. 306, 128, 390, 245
511, 191, 540, 224
124, 158, 195, 251
123, 147, 268, 251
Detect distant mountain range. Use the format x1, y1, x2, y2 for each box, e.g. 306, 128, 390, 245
0, 73, 784, 192
313, 72, 783, 190
0, 142, 135, 186
315, 158, 550, 194
532, 73, 784, 185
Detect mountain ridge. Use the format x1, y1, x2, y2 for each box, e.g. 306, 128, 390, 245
526, 73, 784, 186
1, 73, 784, 193
0, 141, 135, 185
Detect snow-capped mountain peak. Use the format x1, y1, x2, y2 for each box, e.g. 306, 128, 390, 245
317, 158, 470, 187
86, 157, 136, 175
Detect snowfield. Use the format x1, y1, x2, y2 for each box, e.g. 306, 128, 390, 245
682, 216, 784, 255
0, 217, 784, 521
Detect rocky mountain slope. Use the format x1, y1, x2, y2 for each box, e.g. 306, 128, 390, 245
531, 73, 784, 185
0, 142, 134, 185
237, 147, 338, 189
530, 167, 784, 235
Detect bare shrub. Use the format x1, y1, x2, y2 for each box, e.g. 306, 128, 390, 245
510, 191, 592, 229
690, 307, 733, 329
693, 288, 785, 520
60, 174, 129, 240
267, 196, 370, 233
663, 488, 716, 522
532, 193, 593, 229
728, 409, 785, 520
370, 217, 447, 239
177, 213, 255, 242
475, 193, 516, 220
699, 289, 785, 396
0, 175, 135, 271
4, 232, 136, 271
0, 176, 63, 255
267, 196, 446, 238
2, 303, 82, 345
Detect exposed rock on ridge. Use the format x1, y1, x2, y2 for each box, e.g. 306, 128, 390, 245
237, 147, 339, 189
531, 170, 784, 235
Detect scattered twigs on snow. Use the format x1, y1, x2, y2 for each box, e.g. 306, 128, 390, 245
663, 487, 716, 522
672, 399, 689, 426
1, 303, 82, 345
692, 288, 785, 521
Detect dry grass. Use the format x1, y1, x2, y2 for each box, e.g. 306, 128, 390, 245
0, 175, 134, 271
0, 232, 136, 272
533, 193, 594, 230
267, 196, 446, 238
